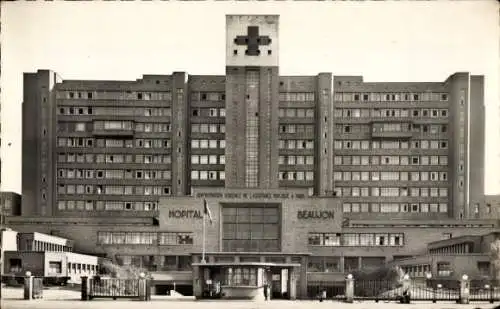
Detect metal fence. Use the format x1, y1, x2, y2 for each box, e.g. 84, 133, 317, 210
469, 280, 499, 303
307, 282, 345, 300
89, 278, 140, 300
354, 279, 401, 302
352, 279, 463, 303
408, 279, 461, 302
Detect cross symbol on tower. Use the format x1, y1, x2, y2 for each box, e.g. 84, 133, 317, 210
234, 26, 272, 56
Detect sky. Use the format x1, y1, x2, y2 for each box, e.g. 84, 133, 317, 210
1, 1, 499, 194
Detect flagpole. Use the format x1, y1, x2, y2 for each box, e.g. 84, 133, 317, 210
202, 200, 206, 264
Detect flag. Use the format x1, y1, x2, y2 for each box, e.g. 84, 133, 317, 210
203, 199, 213, 224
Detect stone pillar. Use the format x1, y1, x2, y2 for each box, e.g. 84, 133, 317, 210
287, 267, 297, 300
345, 274, 354, 303
80, 276, 90, 301
401, 274, 411, 303
23, 273, 33, 300
460, 275, 470, 304
138, 277, 147, 301
193, 265, 203, 299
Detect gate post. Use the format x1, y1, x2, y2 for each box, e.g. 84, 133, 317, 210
459, 274, 470, 304
401, 274, 411, 304
23, 271, 33, 300
138, 272, 147, 301
81, 276, 90, 301
345, 274, 354, 303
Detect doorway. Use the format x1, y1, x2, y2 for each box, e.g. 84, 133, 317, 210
270, 268, 289, 299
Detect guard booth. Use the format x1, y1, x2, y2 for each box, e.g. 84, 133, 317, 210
192, 261, 301, 300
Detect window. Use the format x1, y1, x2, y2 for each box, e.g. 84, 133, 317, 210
222, 206, 279, 252
49, 261, 62, 274
437, 262, 451, 277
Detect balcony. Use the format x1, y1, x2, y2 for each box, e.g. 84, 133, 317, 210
371, 121, 413, 139
92, 120, 135, 137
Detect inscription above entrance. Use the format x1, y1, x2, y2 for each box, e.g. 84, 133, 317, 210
234, 26, 272, 56
168, 210, 202, 219
297, 210, 334, 220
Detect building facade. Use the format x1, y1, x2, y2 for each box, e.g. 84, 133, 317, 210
12, 14, 495, 298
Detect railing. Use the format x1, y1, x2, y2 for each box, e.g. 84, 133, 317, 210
409, 279, 461, 302
307, 282, 345, 300
469, 280, 499, 303
353, 279, 401, 302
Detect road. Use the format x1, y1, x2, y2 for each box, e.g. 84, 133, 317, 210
1, 288, 498, 309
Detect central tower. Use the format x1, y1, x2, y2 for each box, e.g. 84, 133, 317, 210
224, 15, 280, 189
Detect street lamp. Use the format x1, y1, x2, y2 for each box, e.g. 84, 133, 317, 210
347, 274, 353, 279
462, 274, 468, 281
426, 272, 432, 280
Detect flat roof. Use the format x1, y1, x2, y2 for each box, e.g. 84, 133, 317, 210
192, 262, 301, 267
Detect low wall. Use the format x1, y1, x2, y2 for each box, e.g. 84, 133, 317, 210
221, 286, 265, 300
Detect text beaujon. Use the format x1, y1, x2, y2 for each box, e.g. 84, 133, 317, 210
297, 210, 334, 220
169, 210, 202, 219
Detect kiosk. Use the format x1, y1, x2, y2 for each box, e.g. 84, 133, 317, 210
192, 262, 300, 300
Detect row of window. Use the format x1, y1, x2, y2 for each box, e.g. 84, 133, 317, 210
334, 155, 448, 166
57, 200, 158, 211
58, 153, 171, 164
278, 108, 316, 118
57, 137, 172, 149
58, 169, 172, 180
334, 186, 448, 197
335, 140, 448, 150
191, 108, 226, 117
58, 106, 172, 117
59, 121, 173, 133
59, 91, 448, 103
278, 140, 315, 150
190, 170, 225, 180
338, 123, 447, 134
278, 125, 316, 134
191, 92, 225, 101
400, 265, 432, 278
191, 124, 226, 134
278, 171, 315, 181
66, 263, 99, 275
343, 203, 448, 213
191, 139, 226, 149
191, 155, 225, 165
335, 108, 448, 118
57, 184, 171, 196
97, 231, 193, 245
115, 255, 192, 272
334, 171, 448, 182
278, 155, 315, 165
278, 92, 316, 102
308, 233, 404, 247
334, 92, 448, 102
58, 91, 173, 101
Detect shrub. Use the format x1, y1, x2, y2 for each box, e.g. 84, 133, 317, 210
350, 266, 405, 298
